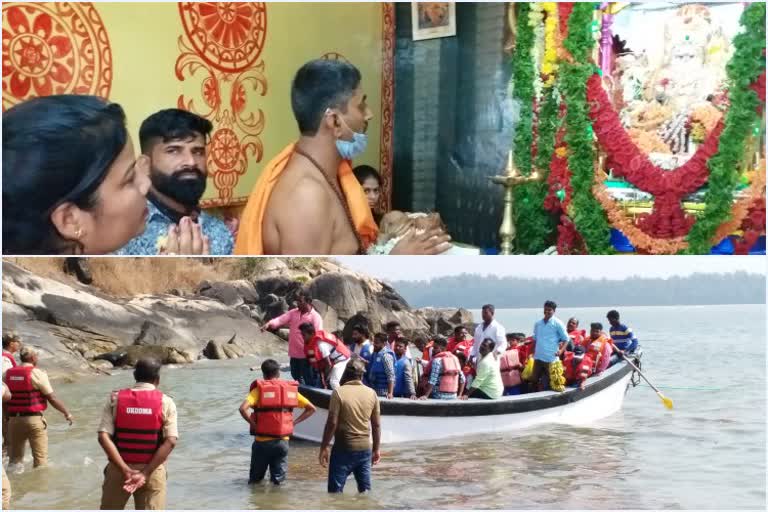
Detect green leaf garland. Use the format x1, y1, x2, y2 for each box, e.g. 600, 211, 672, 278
683, 2, 766, 254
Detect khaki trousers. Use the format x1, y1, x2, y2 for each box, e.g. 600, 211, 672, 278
2, 466, 10, 509
100, 461, 167, 510
7, 415, 47, 467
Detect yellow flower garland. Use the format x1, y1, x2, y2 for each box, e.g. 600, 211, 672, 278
541, 2, 559, 87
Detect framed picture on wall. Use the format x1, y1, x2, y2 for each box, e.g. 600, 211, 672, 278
412, 2, 456, 41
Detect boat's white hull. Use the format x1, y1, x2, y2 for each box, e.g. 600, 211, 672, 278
293, 361, 634, 444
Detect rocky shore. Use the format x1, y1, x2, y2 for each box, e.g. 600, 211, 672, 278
2, 260, 474, 381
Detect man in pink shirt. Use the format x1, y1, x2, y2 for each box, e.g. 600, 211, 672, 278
261, 290, 323, 386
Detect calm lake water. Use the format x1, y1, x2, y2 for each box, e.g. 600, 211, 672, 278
4, 304, 765, 509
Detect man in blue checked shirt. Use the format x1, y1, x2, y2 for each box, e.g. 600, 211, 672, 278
116, 109, 233, 255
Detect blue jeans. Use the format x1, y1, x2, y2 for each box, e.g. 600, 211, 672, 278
503, 385, 522, 396
290, 357, 317, 386
249, 439, 289, 484
327, 447, 372, 493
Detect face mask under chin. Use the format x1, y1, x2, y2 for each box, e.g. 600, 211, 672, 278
333, 112, 368, 160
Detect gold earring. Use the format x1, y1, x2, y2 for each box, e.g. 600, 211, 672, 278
75, 228, 83, 239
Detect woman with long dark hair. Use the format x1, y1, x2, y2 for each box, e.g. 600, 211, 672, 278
352, 164, 384, 226
2, 95, 150, 254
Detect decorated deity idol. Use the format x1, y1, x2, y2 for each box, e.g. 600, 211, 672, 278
622, 4, 731, 156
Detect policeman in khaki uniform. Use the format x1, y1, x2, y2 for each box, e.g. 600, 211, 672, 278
97, 358, 178, 510
2, 382, 12, 510
4, 346, 73, 468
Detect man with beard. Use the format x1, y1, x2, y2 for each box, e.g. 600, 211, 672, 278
117, 109, 233, 255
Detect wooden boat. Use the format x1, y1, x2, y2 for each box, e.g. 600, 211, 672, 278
293, 351, 642, 444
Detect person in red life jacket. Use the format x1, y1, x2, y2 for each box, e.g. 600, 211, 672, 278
300, 323, 351, 390
446, 325, 471, 355
392, 339, 417, 399
418, 336, 465, 400
97, 358, 177, 510
2, 331, 22, 461
583, 322, 614, 375
499, 334, 524, 396
565, 317, 586, 355
367, 333, 396, 398
508, 333, 531, 364
238, 359, 316, 485
4, 346, 72, 470
563, 345, 595, 390
454, 352, 475, 389
2, 382, 11, 510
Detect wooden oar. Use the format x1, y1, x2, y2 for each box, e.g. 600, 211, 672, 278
616, 349, 673, 410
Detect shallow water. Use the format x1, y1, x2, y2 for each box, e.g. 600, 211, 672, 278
4, 304, 765, 509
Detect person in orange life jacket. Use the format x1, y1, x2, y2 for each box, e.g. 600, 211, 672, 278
300, 322, 350, 390
418, 336, 465, 400
2, 331, 22, 460
367, 333, 396, 398
446, 325, 471, 356
238, 359, 316, 485
584, 322, 614, 375
97, 358, 177, 510
454, 351, 475, 389
5, 346, 72, 469
499, 334, 525, 396
320, 359, 381, 493
2, 382, 12, 510
565, 317, 586, 355
563, 345, 594, 390
392, 338, 417, 399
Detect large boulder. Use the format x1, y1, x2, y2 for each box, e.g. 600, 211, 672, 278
94, 345, 193, 367
2, 262, 288, 378
313, 300, 341, 332
195, 280, 259, 307
308, 273, 370, 320
415, 307, 475, 336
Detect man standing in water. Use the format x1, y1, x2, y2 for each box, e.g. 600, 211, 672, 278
97, 358, 178, 510
5, 346, 73, 469
319, 359, 381, 493
239, 359, 316, 485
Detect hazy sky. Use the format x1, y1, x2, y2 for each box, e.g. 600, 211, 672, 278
335, 256, 766, 282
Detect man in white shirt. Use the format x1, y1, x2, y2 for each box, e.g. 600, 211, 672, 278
469, 304, 506, 364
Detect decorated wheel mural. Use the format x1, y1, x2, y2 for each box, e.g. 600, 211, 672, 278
2, 1, 113, 110
210, 128, 241, 171
178, 2, 267, 74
